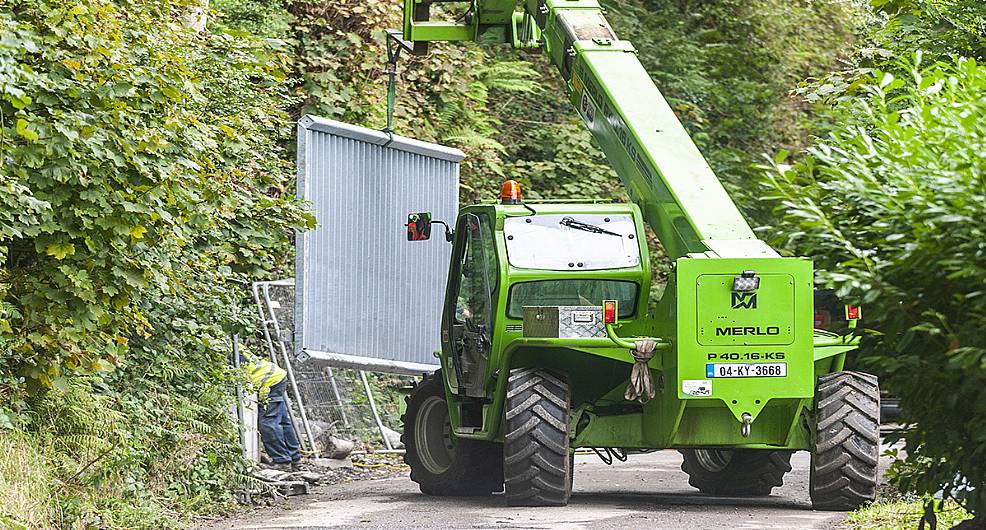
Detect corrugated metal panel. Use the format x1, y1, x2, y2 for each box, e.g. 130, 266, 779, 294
295, 115, 461, 375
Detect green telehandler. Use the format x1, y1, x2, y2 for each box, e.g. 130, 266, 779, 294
397, 0, 879, 510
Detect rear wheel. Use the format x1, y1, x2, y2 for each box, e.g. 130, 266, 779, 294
401, 372, 502, 496
680, 448, 793, 496
503, 368, 572, 506
810, 371, 880, 511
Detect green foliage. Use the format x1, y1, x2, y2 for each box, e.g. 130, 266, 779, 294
870, 0, 986, 60
597, 0, 864, 217
794, 2, 984, 113
10, 376, 244, 528
209, 0, 292, 38
845, 493, 972, 530
1, 0, 310, 525
0, 0, 309, 392
274, 0, 544, 202
759, 55, 986, 517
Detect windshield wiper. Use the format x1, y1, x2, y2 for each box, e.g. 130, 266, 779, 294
559, 216, 622, 237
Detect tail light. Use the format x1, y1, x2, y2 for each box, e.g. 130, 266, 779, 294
603, 300, 618, 324
846, 305, 861, 320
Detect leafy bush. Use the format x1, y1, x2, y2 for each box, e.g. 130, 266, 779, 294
1, 0, 310, 525
760, 55, 986, 517
869, 0, 985, 61
0, 0, 308, 393
599, 0, 864, 217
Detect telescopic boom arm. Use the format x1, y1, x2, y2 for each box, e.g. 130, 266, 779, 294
402, 0, 777, 260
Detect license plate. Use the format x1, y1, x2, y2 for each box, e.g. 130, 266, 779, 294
706, 363, 787, 378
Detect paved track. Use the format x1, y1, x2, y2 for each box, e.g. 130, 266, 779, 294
202, 450, 860, 529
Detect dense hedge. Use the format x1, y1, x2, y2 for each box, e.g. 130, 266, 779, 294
0, 0, 310, 396
0, 0, 309, 525
761, 1, 986, 519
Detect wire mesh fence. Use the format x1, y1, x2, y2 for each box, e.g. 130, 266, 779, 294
255, 281, 416, 451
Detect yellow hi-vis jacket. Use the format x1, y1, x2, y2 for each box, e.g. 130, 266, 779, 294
245, 357, 287, 397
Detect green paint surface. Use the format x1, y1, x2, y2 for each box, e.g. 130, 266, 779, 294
402, 0, 858, 451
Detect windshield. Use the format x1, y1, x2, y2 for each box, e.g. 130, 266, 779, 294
507, 280, 638, 319
503, 214, 640, 271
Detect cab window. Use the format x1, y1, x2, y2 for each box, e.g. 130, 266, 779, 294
454, 213, 497, 328
507, 279, 638, 319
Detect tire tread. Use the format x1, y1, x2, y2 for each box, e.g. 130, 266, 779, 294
503, 368, 572, 507
810, 371, 880, 511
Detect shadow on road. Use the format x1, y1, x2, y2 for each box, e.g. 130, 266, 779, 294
376, 488, 810, 511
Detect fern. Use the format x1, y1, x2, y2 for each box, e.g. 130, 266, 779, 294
475, 61, 542, 94
443, 131, 505, 151
232, 470, 281, 500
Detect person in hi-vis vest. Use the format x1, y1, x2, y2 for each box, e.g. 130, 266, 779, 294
243, 353, 301, 470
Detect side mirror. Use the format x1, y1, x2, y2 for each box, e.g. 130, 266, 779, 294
406, 212, 433, 241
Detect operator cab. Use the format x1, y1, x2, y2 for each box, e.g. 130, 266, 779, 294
406, 180, 651, 398
493, 180, 650, 330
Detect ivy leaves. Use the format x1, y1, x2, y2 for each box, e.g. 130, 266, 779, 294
14, 118, 38, 141
0, 0, 309, 394
43, 243, 74, 260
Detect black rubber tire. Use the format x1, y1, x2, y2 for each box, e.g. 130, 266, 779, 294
679, 448, 793, 496
503, 368, 572, 506
401, 372, 503, 496
810, 371, 880, 511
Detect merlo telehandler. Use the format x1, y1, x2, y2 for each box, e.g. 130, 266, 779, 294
397, 0, 880, 510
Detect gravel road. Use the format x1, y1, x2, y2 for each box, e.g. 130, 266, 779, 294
200, 449, 863, 530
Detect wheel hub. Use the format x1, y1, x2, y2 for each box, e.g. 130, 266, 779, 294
415, 395, 456, 475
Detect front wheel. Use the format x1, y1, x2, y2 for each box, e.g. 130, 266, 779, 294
679, 448, 793, 496
401, 372, 502, 496
810, 371, 880, 511
503, 368, 573, 506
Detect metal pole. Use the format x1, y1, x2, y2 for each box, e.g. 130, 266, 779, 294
263, 281, 318, 454
360, 370, 394, 451
232, 334, 246, 457
326, 367, 350, 428
233, 334, 259, 462
251, 282, 279, 361
251, 281, 305, 452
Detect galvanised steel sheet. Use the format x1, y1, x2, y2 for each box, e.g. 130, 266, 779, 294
295, 115, 462, 375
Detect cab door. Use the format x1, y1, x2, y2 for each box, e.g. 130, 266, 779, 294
443, 212, 497, 398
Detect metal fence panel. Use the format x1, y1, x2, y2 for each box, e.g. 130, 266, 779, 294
295, 115, 461, 375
